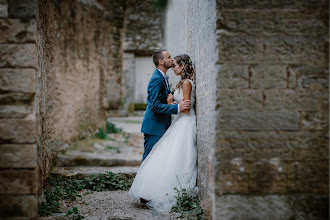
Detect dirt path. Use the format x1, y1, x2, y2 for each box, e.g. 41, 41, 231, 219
64, 190, 181, 220
43, 117, 182, 219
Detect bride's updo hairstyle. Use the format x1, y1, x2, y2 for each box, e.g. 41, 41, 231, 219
173, 54, 195, 91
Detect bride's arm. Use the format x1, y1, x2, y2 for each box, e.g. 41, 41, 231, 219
181, 80, 192, 113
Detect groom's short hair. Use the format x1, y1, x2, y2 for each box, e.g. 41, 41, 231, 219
153, 49, 167, 67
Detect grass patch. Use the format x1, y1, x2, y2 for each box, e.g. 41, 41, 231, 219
94, 121, 122, 140
95, 127, 108, 139
106, 121, 122, 133
39, 172, 132, 217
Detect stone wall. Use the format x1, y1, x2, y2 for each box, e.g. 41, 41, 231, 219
184, 0, 218, 217
123, 0, 164, 54
120, 0, 165, 115
36, 0, 125, 186
215, 0, 329, 219
0, 0, 38, 218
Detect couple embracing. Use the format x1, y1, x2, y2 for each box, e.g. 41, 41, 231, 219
129, 50, 197, 214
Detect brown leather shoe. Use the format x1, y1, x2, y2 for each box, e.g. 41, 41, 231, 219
140, 198, 149, 204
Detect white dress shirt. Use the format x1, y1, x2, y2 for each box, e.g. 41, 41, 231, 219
157, 68, 180, 113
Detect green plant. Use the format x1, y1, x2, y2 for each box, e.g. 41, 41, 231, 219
39, 177, 85, 216
95, 127, 108, 139
38, 186, 61, 216
172, 187, 207, 220
39, 172, 131, 217
67, 207, 84, 220
84, 171, 132, 191
106, 121, 122, 133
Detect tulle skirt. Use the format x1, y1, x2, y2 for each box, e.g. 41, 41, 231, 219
129, 111, 197, 214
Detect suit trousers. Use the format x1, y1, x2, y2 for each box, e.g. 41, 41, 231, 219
142, 134, 162, 161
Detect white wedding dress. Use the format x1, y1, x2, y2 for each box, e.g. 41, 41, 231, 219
129, 79, 197, 214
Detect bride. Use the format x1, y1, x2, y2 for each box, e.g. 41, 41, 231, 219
129, 54, 197, 214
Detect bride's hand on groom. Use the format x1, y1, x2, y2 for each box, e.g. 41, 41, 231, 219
167, 94, 174, 104
179, 99, 191, 112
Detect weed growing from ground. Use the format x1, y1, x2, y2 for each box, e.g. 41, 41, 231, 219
95, 127, 108, 139
172, 187, 207, 220
95, 121, 122, 139
39, 172, 132, 216
67, 207, 84, 220
85, 171, 132, 191
106, 121, 122, 133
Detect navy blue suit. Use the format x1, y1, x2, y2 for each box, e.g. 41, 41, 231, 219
141, 69, 178, 161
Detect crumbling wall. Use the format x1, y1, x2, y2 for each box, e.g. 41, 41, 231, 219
36, 0, 124, 187
0, 0, 38, 218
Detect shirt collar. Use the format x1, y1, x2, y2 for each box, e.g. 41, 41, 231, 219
157, 68, 166, 77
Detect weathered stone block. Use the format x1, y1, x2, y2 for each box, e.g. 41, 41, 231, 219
218, 36, 328, 65
0, 195, 37, 218
250, 65, 287, 89
0, 119, 36, 143
217, 111, 299, 130
216, 131, 328, 162
287, 161, 328, 193
289, 65, 329, 89
299, 111, 328, 131
216, 131, 327, 150
216, 146, 255, 162
248, 160, 288, 193
0, 92, 34, 104
0, 44, 37, 67
0, 105, 32, 118
0, 169, 38, 194
0, 0, 8, 18
218, 64, 249, 88
215, 194, 329, 220
263, 37, 327, 65
218, 9, 328, 37
216, 89, 263, 110
217, 0, 329, 9
0, 68, 36, 92
0, 19, 36, 43
264, 89, 327, 111
8, 0, 37, 18
0, 144, 37, 168
215, 160, 249, 193
218, 36, 263, 64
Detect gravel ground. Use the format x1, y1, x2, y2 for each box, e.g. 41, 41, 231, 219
62, 190, 181, 220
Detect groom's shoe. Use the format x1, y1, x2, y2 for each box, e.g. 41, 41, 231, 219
140, 198, 149, 204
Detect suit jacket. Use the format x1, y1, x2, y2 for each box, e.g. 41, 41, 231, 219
141, 69, 178, 136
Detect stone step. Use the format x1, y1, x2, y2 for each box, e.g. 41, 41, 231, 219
51, 166, 139, 180
57, 151, 142, 167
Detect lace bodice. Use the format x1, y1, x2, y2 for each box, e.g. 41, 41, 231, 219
173, 79, 195, 111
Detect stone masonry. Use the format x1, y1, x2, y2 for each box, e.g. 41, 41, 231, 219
214, 0, 329, 219
183, 0, 218, 217
0, 0, 328, 219
36, 0, 128, 189
0, 0, 38, 219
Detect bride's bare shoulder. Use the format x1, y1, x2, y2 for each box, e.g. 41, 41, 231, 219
182, 79, 193, 88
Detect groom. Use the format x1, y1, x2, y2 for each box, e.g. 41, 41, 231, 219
141, 50, 191, 161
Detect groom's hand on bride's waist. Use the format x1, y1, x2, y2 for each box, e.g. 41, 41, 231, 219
179, 99, 191, 112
